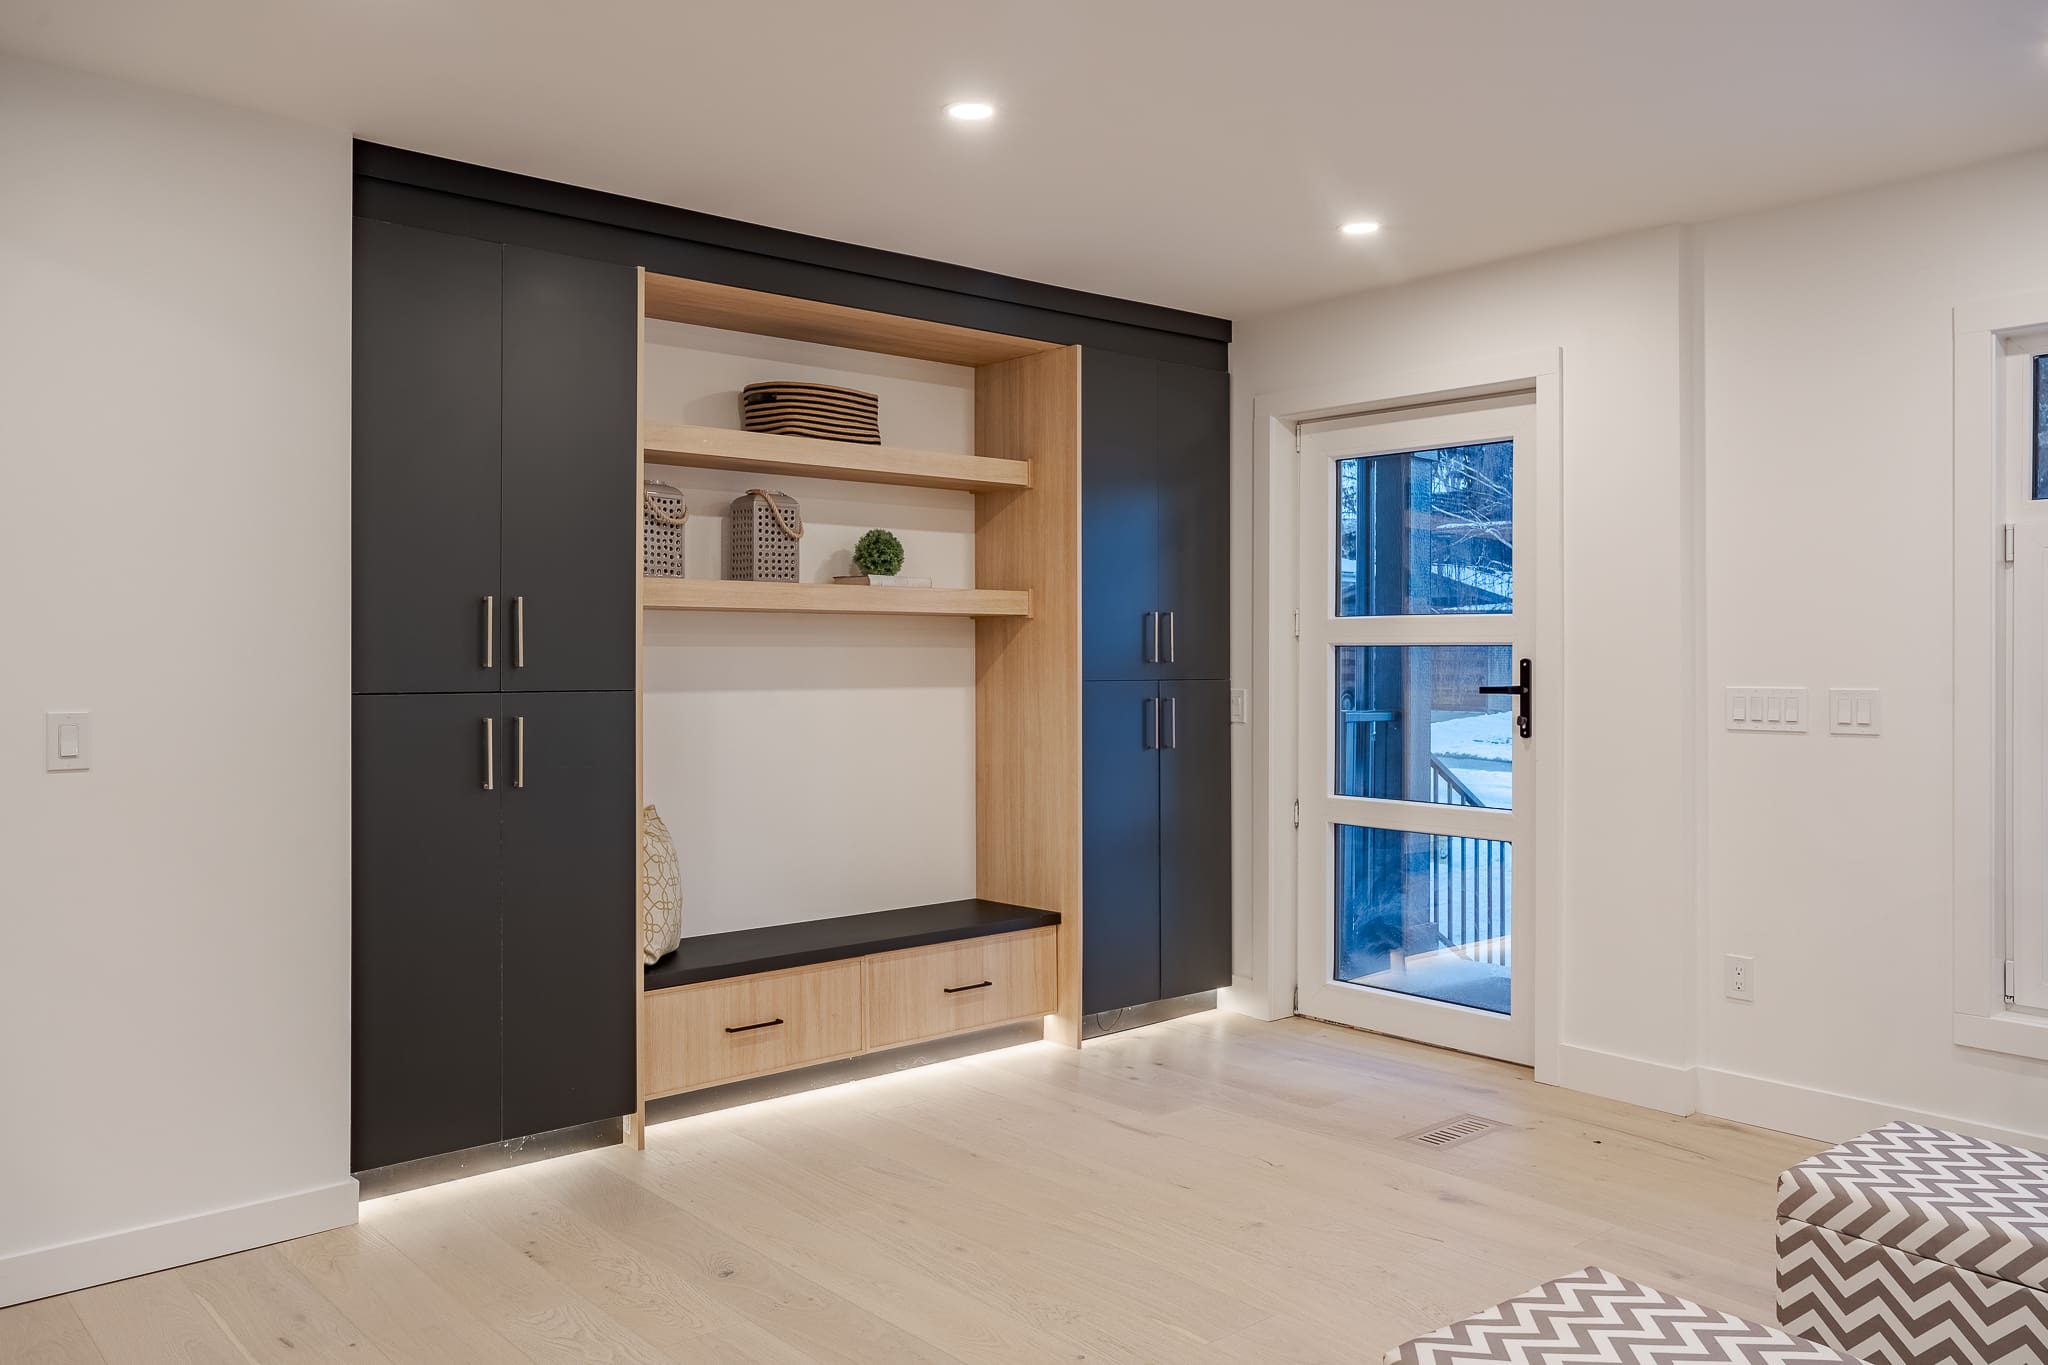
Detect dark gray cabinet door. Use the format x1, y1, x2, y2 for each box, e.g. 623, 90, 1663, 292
1082, 681, 1162, 1013
353, 693, 503, 1171
1159, 680, 1232, 998
501, 249, 639, 694
354, 220, 504, 695
1082, 349, 1163, 681
500, 691, 636, 1139
1155, 362, 1230, 681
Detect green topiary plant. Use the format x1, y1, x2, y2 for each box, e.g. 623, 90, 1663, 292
853, 528, 905, 577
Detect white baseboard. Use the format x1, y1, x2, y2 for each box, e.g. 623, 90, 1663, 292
1696, 1066, 2048, 1151
0, 1178, 358, 1308
1550, 1042, 1700, 1115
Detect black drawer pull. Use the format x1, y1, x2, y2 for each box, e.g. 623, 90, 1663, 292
943, 980, 994, 994
724, 1017, 785, 1034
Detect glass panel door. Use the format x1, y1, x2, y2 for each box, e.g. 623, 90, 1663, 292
1296, 393, 1537, 1063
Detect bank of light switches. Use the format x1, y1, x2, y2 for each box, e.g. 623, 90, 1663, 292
1725, 686, 1809, 732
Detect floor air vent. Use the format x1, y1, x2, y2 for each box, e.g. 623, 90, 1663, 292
1402, 1114, 1506, 1149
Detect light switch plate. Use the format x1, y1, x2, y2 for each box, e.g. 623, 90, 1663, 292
45, 710, 89, 771
1229, 688, 1248, 725
1725, 686, 1809, 732
1827, 688, 1882, 736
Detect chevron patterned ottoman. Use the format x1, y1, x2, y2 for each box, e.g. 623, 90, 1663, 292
1776, 1122, 2048, 1365
1386, 1266, 1865, 1363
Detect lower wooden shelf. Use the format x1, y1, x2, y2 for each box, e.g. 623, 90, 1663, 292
642, 578, 1031, 618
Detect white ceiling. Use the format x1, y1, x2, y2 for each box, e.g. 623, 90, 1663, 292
6, 1, 2048, 319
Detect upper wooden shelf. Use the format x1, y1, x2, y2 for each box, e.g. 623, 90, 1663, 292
643, 579, 1031, 619
643, 422, 1031, 493
643, 273, 1060, 367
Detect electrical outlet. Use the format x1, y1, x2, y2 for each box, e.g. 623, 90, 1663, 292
1724, 953, 1756, 1002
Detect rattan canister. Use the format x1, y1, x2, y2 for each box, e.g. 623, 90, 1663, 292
642, 480, 689, 577
726, 488, 803, 581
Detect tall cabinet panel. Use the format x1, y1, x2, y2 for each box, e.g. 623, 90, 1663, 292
1082, 682, 1163, 1013
501, 249, 639, 694
1081, 349, 1232, 1016
1080, 349, 1162, 680
354, 217, 635, 1171
1154, 363, 1231, 682
353, 693, 504, 1171
353, 221, 504, 695
1158, 680, 1232, 999
501, 690, 636, 1140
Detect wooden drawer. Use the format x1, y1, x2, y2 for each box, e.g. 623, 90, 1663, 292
864, 927, 1057, 1051
643, 959, 862, 1097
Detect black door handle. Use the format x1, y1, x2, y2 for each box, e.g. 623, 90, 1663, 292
1477, 657, 1534, 739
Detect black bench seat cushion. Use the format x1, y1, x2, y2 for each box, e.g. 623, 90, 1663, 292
643, 898, 1060, 992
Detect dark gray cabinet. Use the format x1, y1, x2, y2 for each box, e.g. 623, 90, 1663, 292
501, 248, 639, 694
1082, 682, 1164, 1013
353, 217, 635, 1172
501, 691, 635, 1141
1159, 680, 1231, 998
353, 693, 505, 1170
1081, 678, 1233, 1014
353, 220, 503, 696
1081, 351, 1230, 683
354, 222, 636, 697
1080, 348, 1232, 1016
353, 692, 633, 1171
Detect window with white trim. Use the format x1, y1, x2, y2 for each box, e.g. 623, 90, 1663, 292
2000, 329, 2048, 1015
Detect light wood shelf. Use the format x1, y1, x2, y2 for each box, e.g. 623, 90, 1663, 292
642, 578, 1032, 618
642, 422, 1031, 493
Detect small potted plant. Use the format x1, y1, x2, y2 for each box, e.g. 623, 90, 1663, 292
836, 529, 929, 587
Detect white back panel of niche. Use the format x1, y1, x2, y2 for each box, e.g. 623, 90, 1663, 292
641, 320, 980, 936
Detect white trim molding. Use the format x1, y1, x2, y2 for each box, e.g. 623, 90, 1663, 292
1952, 288, 2048, 1062
0, 1179, 358, 1309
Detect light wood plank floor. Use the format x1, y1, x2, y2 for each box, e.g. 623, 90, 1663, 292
0, 1013, 1823, 1364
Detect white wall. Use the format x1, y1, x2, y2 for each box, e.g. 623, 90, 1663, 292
1696, 150, 2048, 1146
641, 324, 979, 933
1235, 150, 2048, 1147
1231, 229, 1699, 1103
0, 55, 355, 1304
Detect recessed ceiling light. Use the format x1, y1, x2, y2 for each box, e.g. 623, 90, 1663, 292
1340, 220, 1382, 237
945, 101, 996, 121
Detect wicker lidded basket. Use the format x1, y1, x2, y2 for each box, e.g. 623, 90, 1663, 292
726, 488, 803, 581
642, 480, 689, 578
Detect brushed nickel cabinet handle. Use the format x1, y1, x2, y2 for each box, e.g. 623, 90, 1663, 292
1166, 695, 1179, 750
943, 980, 993, 994
1165, 610, 1177, 664
514, 715, 525, 789
482, 717, 495, 791
724, 1018, 784, 1034
1143, 696, 1159, 750
1146, 611, 1160, 664
482, 595, 495, 670
513, 595, 526, 668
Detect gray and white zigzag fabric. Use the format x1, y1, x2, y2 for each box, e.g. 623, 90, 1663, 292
1778, 1122, 2048, 1291
1777, 1220, 2048, 1365
1386, 1266, 1864, 1364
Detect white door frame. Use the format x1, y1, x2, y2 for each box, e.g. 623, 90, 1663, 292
1295, 395, 1538, 1062
1242, 348, 1564, 1084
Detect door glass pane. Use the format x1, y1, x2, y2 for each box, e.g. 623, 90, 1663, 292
1334, 825, 1511, 1014
1334, 645, 1513, 809
1337, 442, 1513, 616
2034, 355, 2048, 501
